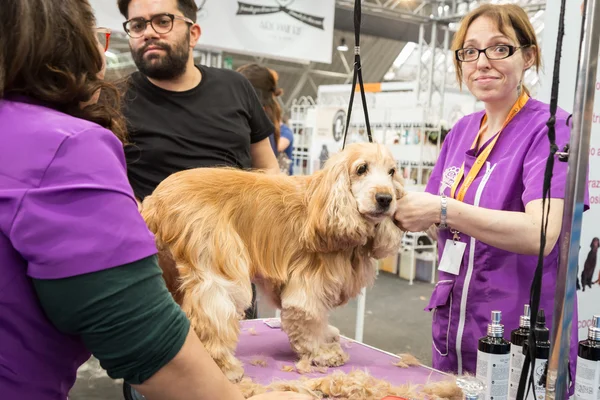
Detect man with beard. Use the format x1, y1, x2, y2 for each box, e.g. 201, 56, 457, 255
116, 0, 279, 321
117, 0, 279, 202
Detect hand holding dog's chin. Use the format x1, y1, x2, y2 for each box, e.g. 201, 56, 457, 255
393, 192, 440, 233
248, 392, 314, 399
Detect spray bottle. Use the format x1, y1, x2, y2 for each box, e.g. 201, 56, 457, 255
476, 311, 511, 400
508, 305, 531, 400
456, 375, 486, 400
521, 309, 551, 400
574, 315, 600, 400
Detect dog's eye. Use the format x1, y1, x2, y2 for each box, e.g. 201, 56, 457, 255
356, 164, 368, 175
389, 168, 396, 177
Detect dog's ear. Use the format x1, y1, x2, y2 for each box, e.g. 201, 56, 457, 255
392, 167, 406, 201
369, 218, 403, 259
302, 155, 369, 252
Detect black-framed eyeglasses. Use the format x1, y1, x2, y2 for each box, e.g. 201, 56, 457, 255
455, 44, 530, 62
123, 13, 194, 38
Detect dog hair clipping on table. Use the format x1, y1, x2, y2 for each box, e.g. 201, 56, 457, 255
236, 369, 463, 400
249, 358, 268, 367
393, 353, 421, 368
248, 327, 258, 336
280, 365, 296, 372
295, 358, 314, 374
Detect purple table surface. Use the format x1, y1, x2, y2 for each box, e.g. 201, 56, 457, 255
237, 319, 449, 387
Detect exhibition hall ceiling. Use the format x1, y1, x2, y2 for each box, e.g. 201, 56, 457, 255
103, 0, 548, 106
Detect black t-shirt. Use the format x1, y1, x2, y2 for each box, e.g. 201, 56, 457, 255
122, 65, 274, 200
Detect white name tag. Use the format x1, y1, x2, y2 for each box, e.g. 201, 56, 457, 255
438, 239, 466, 275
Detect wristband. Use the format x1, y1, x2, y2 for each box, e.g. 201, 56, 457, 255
438, 194, 448, 229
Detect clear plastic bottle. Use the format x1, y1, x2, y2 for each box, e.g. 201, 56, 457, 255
456, 375, 486, 400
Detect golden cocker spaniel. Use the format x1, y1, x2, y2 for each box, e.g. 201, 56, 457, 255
140, 142, 404, 382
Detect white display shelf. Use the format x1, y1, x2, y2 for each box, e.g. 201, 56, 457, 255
399, 231, 437, 285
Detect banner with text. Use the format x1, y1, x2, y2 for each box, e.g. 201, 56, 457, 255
90, 0, 336, 64
538, 0, 600, 340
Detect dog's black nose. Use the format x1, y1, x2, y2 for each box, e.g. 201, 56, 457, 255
375, 193, 393, 209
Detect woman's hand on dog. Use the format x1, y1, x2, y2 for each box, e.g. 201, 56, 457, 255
394, 192, 440, 232
248, 392, 315, 399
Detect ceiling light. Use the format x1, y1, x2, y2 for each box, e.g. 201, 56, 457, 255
337, 38, 349, 52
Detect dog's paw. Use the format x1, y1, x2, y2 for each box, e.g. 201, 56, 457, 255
325, 324, 340, 343
311, 342, 349, 367
218, 357, 245, 383
223, 363, 245, 383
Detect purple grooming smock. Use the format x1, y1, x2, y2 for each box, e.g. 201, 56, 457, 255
424, 98, 586, 382
0, 97, 158, 399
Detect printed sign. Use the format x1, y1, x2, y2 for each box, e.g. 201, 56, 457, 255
89, 0, 336, 64
197, 0, 335, 63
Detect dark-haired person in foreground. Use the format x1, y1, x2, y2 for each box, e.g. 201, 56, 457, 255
0, 0, 309, 399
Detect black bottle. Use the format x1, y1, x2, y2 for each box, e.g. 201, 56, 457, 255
574, 315, 600, 400
476, 311, 511, 400
508, 305, 531, 400
521, 310, 551, 400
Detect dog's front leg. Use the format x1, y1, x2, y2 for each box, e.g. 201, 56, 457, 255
280, 280, 349, 367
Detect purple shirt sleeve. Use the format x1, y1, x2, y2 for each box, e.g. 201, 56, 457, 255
521, 117, 585, 207
10, 127, 158, 279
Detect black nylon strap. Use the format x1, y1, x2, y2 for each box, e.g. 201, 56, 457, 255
342, 0, 374, 150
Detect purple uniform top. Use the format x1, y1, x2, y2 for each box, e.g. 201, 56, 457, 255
0, 97, 158, 399
424, 98, 585, 382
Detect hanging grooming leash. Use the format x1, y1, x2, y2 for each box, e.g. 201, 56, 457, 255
341, 0, 374, 150
516, 0, 572, 398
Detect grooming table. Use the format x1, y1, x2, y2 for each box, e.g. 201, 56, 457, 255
123, 319, 449, 400
237, 319, 448, 387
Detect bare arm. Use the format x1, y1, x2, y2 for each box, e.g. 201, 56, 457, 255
395, 192, 564, 257
133, 328, 245, 400
251, 137, 280, 174
134, 329, 312, 400
277, 137, 291, 153
445, 197, 563, 256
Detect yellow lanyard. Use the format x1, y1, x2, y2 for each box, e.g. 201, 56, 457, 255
450, 92, 530, 202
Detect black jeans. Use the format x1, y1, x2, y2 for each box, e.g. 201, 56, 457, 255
244, 283, 258, 319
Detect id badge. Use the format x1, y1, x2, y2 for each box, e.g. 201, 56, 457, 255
438, 239, 466, 275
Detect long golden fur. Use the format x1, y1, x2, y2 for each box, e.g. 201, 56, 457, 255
140, 143, 405, 381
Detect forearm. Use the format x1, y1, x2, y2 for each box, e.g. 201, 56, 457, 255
251, 138, 281, 174
445, 198, 555, 256
133, 328, 245, 400
33, 256, 245, 400
253, 155, 279, 174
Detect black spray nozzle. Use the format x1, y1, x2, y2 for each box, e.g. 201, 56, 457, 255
534, 309, 550, 342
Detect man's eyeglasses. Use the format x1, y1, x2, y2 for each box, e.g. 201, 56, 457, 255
455, 44, 530, 62
123, 13, 194, 38
96, 27, 111, 52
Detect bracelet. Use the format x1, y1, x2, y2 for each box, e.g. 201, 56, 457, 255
438, 195, 448, 229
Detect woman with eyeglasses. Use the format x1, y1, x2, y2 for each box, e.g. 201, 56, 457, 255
393, 3, 586, 390
0, 1, 310, 399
